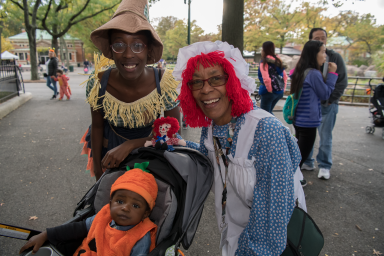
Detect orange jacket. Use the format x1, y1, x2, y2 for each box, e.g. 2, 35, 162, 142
73, 204, 157, 256
51, 75, 69, 87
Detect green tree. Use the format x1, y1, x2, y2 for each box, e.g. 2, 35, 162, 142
163, 20, 188, 60
161, 18, 206, 60
7, 0, 42, 79
1, 35, 14, 51
153, 16, 178, 41
342, 13, 380, 55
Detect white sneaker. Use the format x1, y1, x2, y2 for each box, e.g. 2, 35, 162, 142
301, 163, 314, 171
318, 168, 330, 180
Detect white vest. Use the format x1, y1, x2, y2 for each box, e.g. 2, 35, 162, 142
204, 109, 306, 256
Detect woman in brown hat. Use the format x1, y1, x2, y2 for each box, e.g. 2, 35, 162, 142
80, 0, 180, 181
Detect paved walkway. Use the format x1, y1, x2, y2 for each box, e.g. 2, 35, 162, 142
0, 69, 383, 255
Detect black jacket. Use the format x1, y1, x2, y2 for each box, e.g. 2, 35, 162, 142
321, 49, 348, 104
48, 57, 58, 76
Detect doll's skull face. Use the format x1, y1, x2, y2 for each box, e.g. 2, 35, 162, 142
159, 123, 171, 137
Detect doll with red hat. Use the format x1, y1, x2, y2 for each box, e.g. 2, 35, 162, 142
20, 163, 158, 256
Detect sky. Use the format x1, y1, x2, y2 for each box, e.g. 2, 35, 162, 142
149, 0, 384, 34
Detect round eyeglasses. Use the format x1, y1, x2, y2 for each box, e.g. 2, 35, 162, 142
187, 75, 228, 91
110, 42, 147, 54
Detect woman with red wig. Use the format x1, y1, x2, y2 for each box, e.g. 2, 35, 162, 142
173, 41, 303, 256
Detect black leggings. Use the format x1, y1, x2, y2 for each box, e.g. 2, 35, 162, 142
294, 125, 317, 168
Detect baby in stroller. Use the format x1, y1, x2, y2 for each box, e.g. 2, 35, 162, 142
20, 166, 158, 255
17, 147, 213, 256
366, 78, 384, 139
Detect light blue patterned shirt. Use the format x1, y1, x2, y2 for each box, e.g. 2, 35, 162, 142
186, 107, 301, 255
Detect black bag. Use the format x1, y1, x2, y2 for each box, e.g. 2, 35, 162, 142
43, 73, 48, 77
268, 65, 285, 91
281, 207, 324, 256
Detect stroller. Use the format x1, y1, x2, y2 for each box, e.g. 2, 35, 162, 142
365, 79, 384, 139
20, 147, 214, 256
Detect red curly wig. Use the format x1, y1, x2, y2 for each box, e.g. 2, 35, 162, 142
177, 51, 253, 128
153, 117, 180, 138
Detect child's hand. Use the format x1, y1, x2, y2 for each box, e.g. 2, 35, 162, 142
19, 231, 48, 254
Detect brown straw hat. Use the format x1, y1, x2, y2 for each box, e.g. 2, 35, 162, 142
90, 0, 163, 64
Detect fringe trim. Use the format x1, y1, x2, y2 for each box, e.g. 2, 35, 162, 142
83, 54, 179, 128
82, 53, 115, 111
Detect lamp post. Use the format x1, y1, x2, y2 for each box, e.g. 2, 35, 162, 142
184, 0, 191, 45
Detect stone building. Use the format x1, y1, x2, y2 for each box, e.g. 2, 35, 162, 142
8, 29, 84, 66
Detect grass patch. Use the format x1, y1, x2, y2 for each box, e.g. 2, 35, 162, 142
0, 91, 17, 103
340, 88, 370, 103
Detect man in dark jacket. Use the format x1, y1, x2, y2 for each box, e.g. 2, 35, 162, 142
302, 28, 348, 180
47, 50, 58, 99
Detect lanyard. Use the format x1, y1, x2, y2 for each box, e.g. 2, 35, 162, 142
213, 118, 236, 231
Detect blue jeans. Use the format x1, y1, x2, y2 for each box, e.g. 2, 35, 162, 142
46, 77, 57, 95
304, 103, 339, 169
260, 92, 283, 114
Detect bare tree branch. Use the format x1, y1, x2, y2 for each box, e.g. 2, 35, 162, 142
68, 0, 92, 24
41, 0, 53, 35
9, 0, 41, 20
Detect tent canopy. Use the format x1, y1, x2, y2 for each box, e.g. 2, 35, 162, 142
1, 51, 19, 60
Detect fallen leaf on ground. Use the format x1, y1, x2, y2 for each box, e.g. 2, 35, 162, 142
62, 128, 65, 129
356, 225, 362, 231
373, 249, 382, 255
369, 169, 373, 171
339, 163, 343, 165
308, 181, 313, 185
29, 216, 38, 220
0, 203, 4, 206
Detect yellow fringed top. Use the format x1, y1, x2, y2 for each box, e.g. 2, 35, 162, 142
82, 53, 179, 129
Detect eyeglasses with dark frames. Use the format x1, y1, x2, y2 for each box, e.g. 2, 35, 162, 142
187, 75, 228, 91
110, 42, 147, 54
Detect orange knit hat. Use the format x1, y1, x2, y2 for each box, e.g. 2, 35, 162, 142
110, 165, 158, 210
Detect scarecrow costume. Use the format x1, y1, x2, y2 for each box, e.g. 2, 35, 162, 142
79, 0, 179, 177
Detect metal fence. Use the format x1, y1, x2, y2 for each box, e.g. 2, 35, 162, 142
248, 71, 382, 105
0, 63, 25, 103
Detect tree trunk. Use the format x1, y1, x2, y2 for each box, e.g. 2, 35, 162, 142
222, 0, 244, 53
52, 25, 59, 56
0, 24, 3, 61
60, 37, 70, 67
27, 30, 39, 80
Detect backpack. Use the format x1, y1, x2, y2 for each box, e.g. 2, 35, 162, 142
283, 69, 312, 124
268, 65, 285, 91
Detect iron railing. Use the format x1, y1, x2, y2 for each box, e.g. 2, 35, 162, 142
0, 63, 25, 103
248, 71, 382, 105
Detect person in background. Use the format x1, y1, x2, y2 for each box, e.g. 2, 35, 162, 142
290, 40, 338, 186
84, 59, 90, 68
51, 69, 71, 100
46, 49, 59, 100
302, 28, 348, 180
258, 41, 288, 114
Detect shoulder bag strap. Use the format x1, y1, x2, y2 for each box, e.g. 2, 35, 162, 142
152, 67, 162, 95
97, 69, 113, 109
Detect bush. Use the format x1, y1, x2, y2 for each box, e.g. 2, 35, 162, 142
351, 58, 369, 67
372, 52, 384, 76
